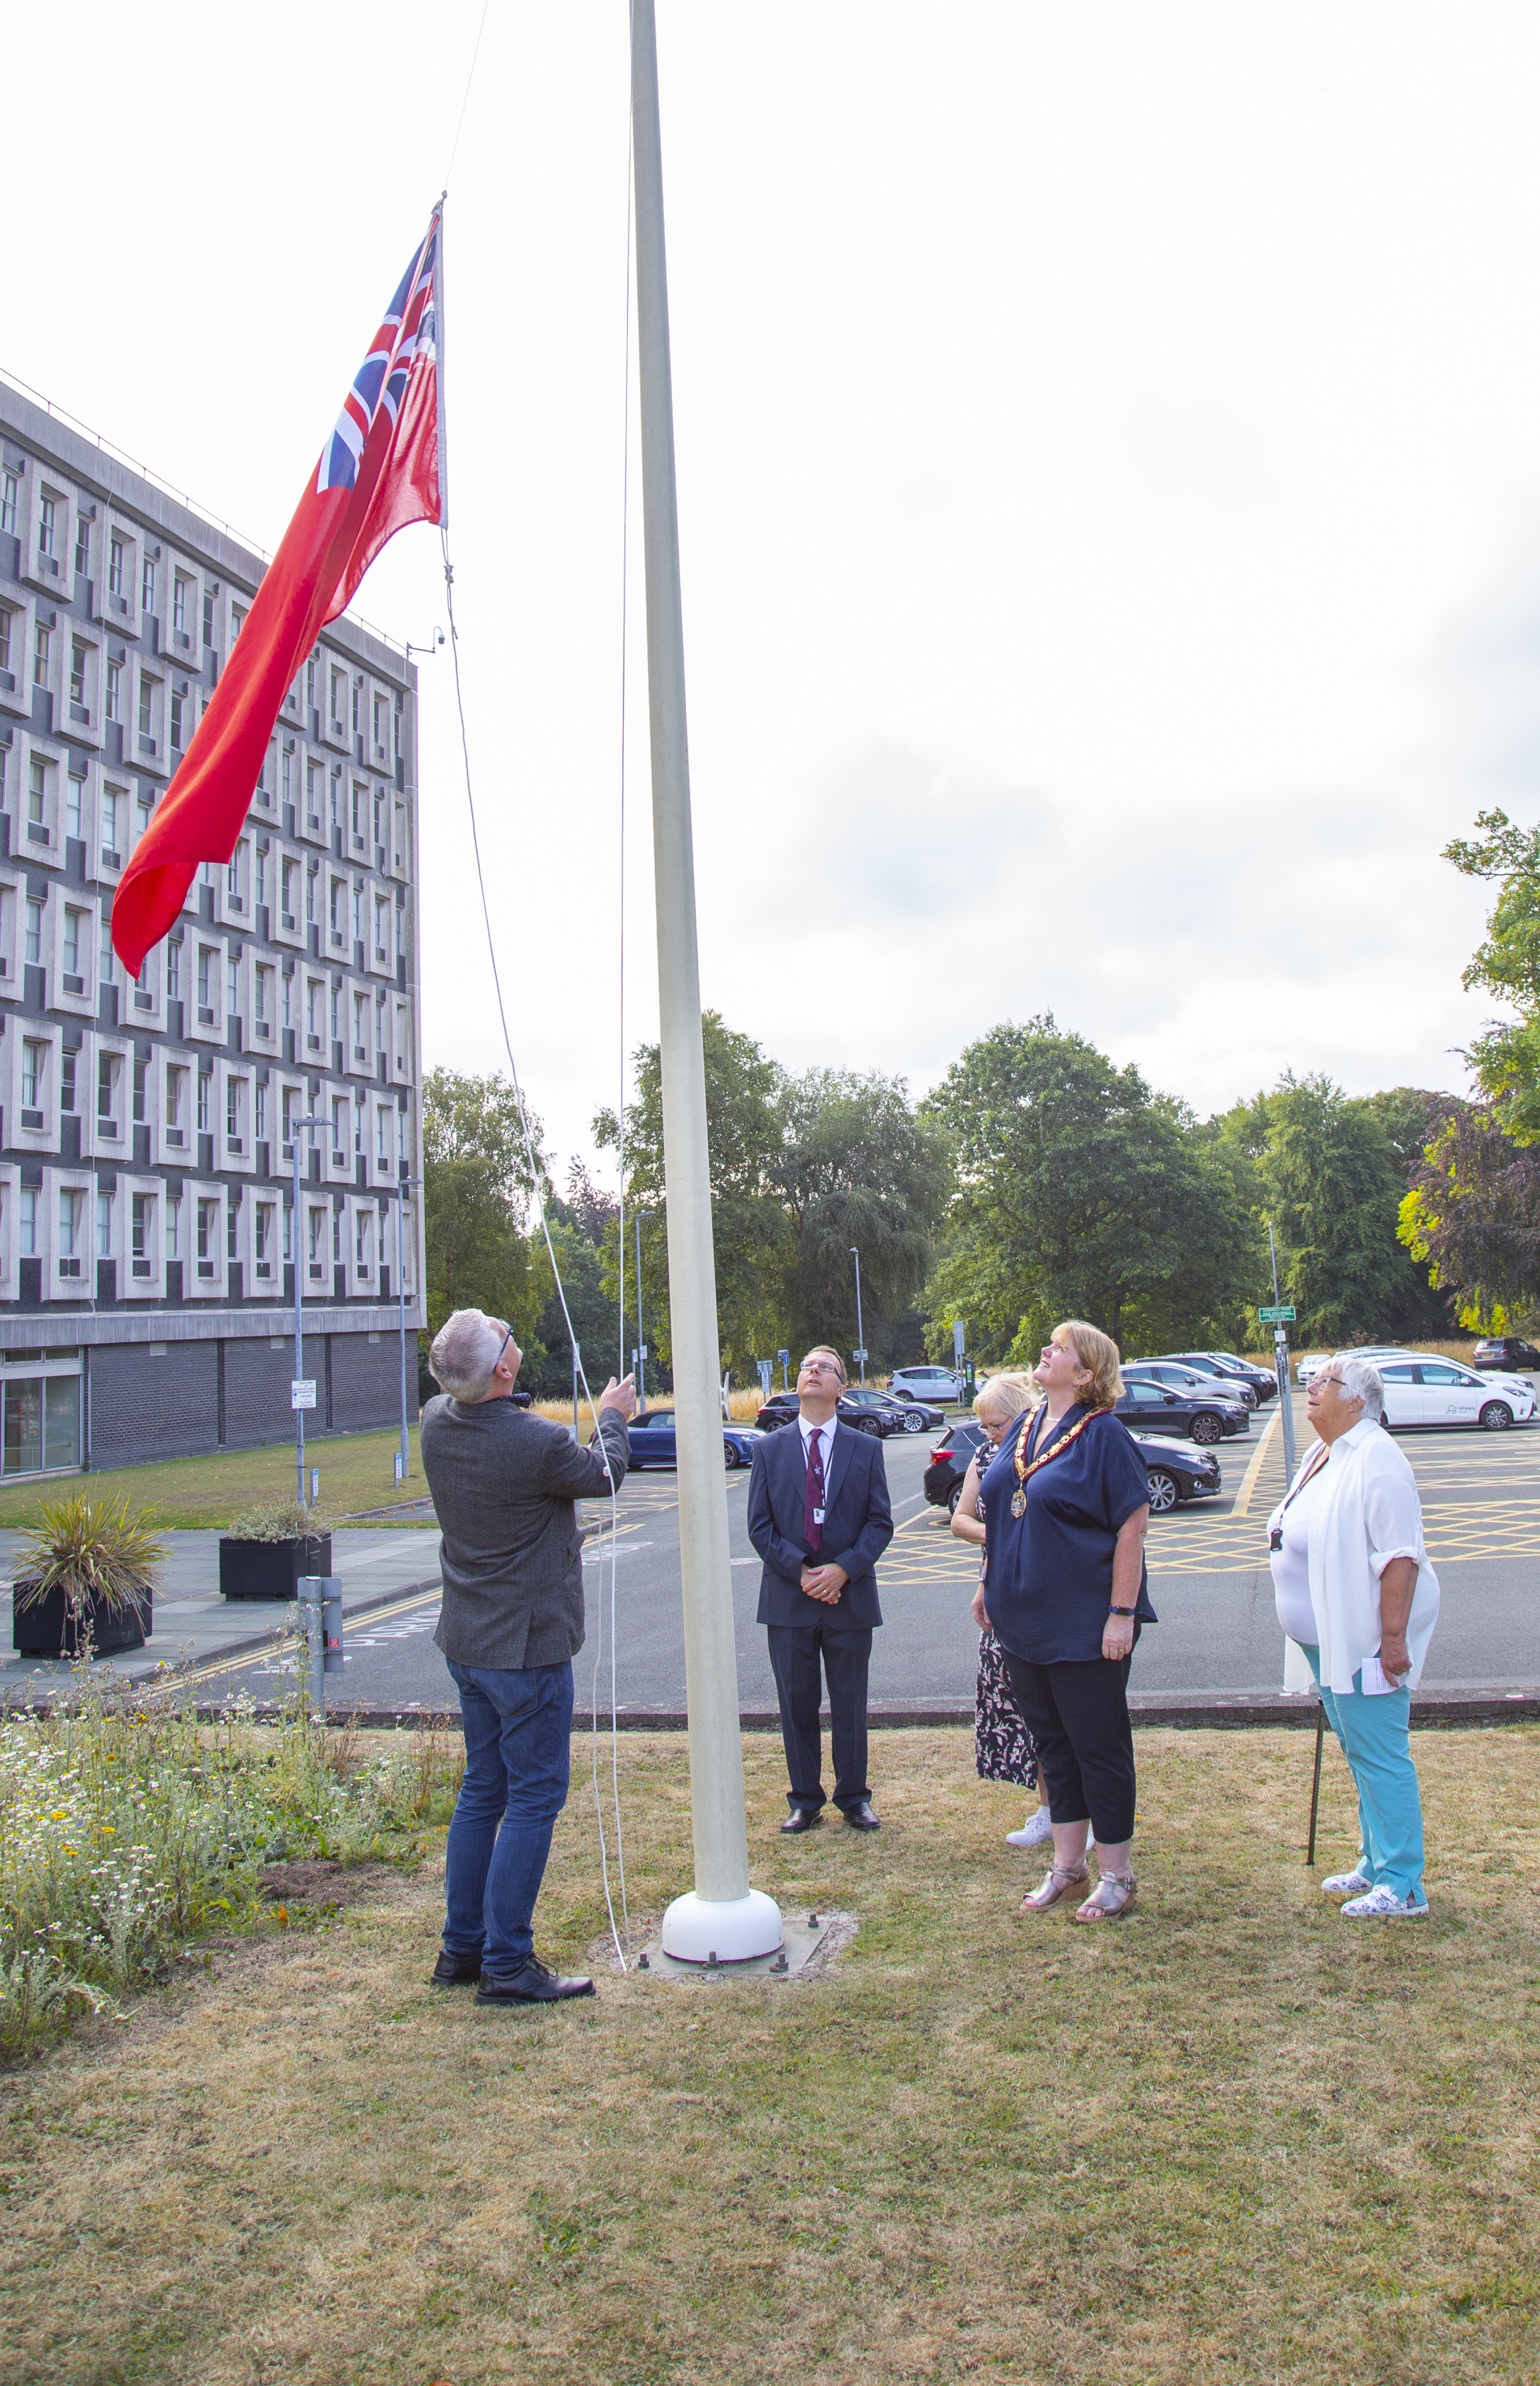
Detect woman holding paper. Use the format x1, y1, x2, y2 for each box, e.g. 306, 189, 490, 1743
1268, 1351, 1440, 1921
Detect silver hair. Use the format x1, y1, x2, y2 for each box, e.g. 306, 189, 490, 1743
429, 1307, 506, 1402
1331, 1351, 1384, 1416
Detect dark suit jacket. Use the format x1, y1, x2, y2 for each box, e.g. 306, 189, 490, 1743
747, 1419, 893, 1631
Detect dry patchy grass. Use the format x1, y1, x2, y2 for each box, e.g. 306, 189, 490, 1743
1, 1725, 1537, 2386
0, 1426, 432, 1533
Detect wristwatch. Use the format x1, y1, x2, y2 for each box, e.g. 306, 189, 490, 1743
1109, 1604, 1138, 1617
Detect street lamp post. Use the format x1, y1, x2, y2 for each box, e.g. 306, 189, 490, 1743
850, 1246, 866, 1386
291, 1114, 325, 1509
395, 1176, 421, 1483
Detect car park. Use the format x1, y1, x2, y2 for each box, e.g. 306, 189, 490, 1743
924, 1420, 1222, 1514
1474, 1336, 1540, 1371
889, 1364, 966, 1405
1125, 1360, 1258, 1409
628, 1412, 766, 1470
1113, 1378, 1248, 1442
1374, 1357, 1536, 1433
754, 1390, 905, 1438
1161, 1349, 1277, 1402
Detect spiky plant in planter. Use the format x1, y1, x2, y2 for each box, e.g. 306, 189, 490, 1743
11, 1492, 166, 1658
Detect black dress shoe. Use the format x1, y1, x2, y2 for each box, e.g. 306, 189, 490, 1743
781, 1807, 823, 1836
475, 1957, 595, 2005
431, 1950, 482, 1986
843, 1802, 881, 1832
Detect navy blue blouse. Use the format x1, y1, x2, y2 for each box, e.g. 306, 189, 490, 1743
980, 1402, 1158, 1664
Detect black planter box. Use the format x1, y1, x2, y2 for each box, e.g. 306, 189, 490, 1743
12, 1582, 152, 1658
218, 1535, 333, 1601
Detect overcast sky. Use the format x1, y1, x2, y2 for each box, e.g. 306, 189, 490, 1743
11, 4, 1539, 1177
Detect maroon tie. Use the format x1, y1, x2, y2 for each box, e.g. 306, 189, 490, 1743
804, 1428, 825, 1555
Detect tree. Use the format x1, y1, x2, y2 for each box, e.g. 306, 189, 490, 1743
594, 1013, 789, 1374
422, 1067, 550, 1353
1444, 809, 1540, 1143
776, 1068, 953, 1366
1256, 1076, 1420, 1344
923, 1016, 1258, 1363
1399, 1101, 1540, 1331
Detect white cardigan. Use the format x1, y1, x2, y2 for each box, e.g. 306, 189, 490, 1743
1268, 1419, 1440, 1696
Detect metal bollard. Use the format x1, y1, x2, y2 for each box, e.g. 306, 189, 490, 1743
297, 1576, 344, 1711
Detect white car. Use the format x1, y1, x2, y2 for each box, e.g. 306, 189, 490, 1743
1375, 1355, 1535, 1431
889, 1364, 966, 1404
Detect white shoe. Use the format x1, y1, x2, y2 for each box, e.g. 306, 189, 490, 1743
1006, 1807, 1055, 1850
1321, 1868, 1371, 1897
1340, 1883, 1428, 1921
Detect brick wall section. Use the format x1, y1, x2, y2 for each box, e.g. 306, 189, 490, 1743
329, 1331, 400, 1433
221, 1332, 330, 1452
90, 1342, 221, 1466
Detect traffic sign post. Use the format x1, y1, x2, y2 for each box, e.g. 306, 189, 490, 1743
1259, 1305, 1296, 1324
777, 1348, 789, 1390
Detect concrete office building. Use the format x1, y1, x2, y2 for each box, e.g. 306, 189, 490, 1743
0, 377, 425, 1475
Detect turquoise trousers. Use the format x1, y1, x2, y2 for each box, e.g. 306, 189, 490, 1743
1302, 1644, 1425, 1901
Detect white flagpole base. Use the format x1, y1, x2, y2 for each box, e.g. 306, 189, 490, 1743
658, 1888, 783, 1966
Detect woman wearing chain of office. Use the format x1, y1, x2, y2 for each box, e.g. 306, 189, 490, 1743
975, 1319, 1155, 1923
1268, 1349, 1440, 1920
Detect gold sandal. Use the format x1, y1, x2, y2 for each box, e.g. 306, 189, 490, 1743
1071, 1871, 1138, 1924
1019, 1864, 1090, 1914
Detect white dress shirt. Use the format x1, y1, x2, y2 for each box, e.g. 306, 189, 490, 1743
799, 1411, 839, 1479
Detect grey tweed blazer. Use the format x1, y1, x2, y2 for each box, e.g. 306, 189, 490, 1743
420, 1395, 629, 1671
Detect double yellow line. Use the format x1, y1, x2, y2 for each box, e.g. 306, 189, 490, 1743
174, 1580, 445, 1692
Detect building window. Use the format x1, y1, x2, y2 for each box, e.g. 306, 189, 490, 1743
202, 587, 214, 649
97, 1189, 112, 1260
99, 912, 115, 987
132, 1193, 154, 1276
255, 1201, 274, 1278
281, 746, 293, 807
356, 1210, 371, 1274
27, 759, 48, 840
329, 878, 343, 940
135, 792, 152, 844
255, 847, 267, 909
19, 1186, 37, 1256
33, 621, 50, 688
133, 1056, 146, 1123
197, 945, 211, 1015
283, 969, 293, 1029
109, 533, 126, 599
24, 896, 43, 966
62, 907, 83, 978
166, 1195, 180, 1259
306, 978, 320, 1040
332, 1209, 343, 1264
170, 688, 184, 751
69, 640, 86, 708
58, 1189, 84, 1274
101, 785, 120, 855
197, 1197, 219, 1275
166, 1065, 185, 1134
20, 1037, 44, 1112
105, 659, 121, 722
231, 605, 245, 642
141, 556, 155, 617
227, 955, 239, 1017
331, 1095, 347, 1156
351, 883, 363, 943
0, 604, 11, 674
351, 780, 363, 840
197, 1071, 209, 1133
67, 767, 84, 840
330, 668, 344, 731
74, 514, 90, 577
38, 495, 57, 562
353, 991, 368, 1055
173, 576, 189, 634
98, 1050, 120, 1135
329, 769, 340, 831
1, 472, 18, 535
255, 963, 270, 1025
281, 858, 297, 923
226, 1075, 242, 1151
61, 1049, 76, 1114
166, 940, 181, 1002
330, 983, 340, 1043
377, 1105, 390, 1165
138, 673, 154, 738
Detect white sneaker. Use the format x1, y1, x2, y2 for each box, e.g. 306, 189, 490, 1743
1340, 1883, 1428, 1921
1006, 1807, 1055, 1849
1321, 1868, 1371, 1897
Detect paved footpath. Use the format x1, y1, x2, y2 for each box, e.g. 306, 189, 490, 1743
3, 1390, 1535, 1719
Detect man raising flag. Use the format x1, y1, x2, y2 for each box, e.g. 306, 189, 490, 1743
111, 204, 444, 977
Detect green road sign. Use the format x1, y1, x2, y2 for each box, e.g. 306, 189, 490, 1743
1259, 1305, 1297, 1323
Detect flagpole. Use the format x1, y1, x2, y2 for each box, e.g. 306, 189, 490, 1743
631, 0, 780, 1962
435, 192, 450, 531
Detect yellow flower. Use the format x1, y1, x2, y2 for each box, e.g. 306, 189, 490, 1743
48, 1809, 69, 1821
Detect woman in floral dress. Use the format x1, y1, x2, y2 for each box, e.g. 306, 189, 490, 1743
953, 1370, 1067, 1850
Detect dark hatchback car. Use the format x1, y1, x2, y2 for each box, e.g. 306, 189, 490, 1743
754, 1388, 909, 1438
1114, 1378, 1248, 1443
1473, 1336, 1540, 1371
1160, 1350, 1277, 1402
627, 1410, 765, 1471
924, 1420, 1221, 1515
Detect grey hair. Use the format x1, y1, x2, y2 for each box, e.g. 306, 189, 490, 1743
1332, 1351, 1384, 1416
429, 1307, 506, 1402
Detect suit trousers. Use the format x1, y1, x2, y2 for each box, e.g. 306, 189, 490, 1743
767, 1624, 873, 1813
999, 1650, 1137, 1845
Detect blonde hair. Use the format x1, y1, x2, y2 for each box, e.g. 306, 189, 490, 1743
974, 1370, 1035, 1425
1052, 1319, 1124, 1410
802, 1345, 848, 1386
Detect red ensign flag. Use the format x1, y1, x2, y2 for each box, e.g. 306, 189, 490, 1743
111, 207, 443, 976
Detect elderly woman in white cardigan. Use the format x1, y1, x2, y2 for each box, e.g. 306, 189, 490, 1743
1269, 1351, 1440, 1921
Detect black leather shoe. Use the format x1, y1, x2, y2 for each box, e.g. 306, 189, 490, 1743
475, 1957, 595, 2005
431, 1950, 482, 1986
843, 1802, 882, 1832
781, 1807, 823, 1836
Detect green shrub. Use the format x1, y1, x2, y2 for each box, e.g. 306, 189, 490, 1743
11, 1491, 166, 1621
224, 1496, 329, 1543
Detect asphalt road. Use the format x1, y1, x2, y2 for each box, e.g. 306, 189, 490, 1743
199, 1390, 1540, 1711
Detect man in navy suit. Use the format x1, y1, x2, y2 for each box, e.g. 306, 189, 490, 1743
747, 1345, 894, 1834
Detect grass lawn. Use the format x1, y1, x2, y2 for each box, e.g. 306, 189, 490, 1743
1, 1723, 1536, 2385
0, 1423, 432, 1531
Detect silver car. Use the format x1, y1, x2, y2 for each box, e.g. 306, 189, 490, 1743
889, 1364, 966, 1404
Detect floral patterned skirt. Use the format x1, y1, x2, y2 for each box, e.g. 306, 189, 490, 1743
975, 1626, 1038, 1787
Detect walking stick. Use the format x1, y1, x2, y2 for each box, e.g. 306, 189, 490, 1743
1305, 1698, 1326, 1866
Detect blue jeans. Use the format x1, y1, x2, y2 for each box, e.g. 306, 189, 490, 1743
443, 1658, 574, 1972
1302, 1644, 1425, 1902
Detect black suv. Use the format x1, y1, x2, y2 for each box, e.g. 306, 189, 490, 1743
1473, 1336, 1540, 1371
755, 1387, 907, 1438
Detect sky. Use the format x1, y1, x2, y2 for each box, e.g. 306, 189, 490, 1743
11, 2, 1540, 1181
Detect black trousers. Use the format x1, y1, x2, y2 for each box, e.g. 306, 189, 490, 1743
999, 1651, 1136, 1845
766, 1625, 873, 1813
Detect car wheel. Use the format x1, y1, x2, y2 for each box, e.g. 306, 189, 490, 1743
1190, 1414, 1222, 1445
860, 1417, 882, 1437
1479, 1400, 1514, 1431
947, 1482, 963, 1517
902, 1408, 926, 1434
723, 1441, 742, 1468
1145, 1469, 1180, 1514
